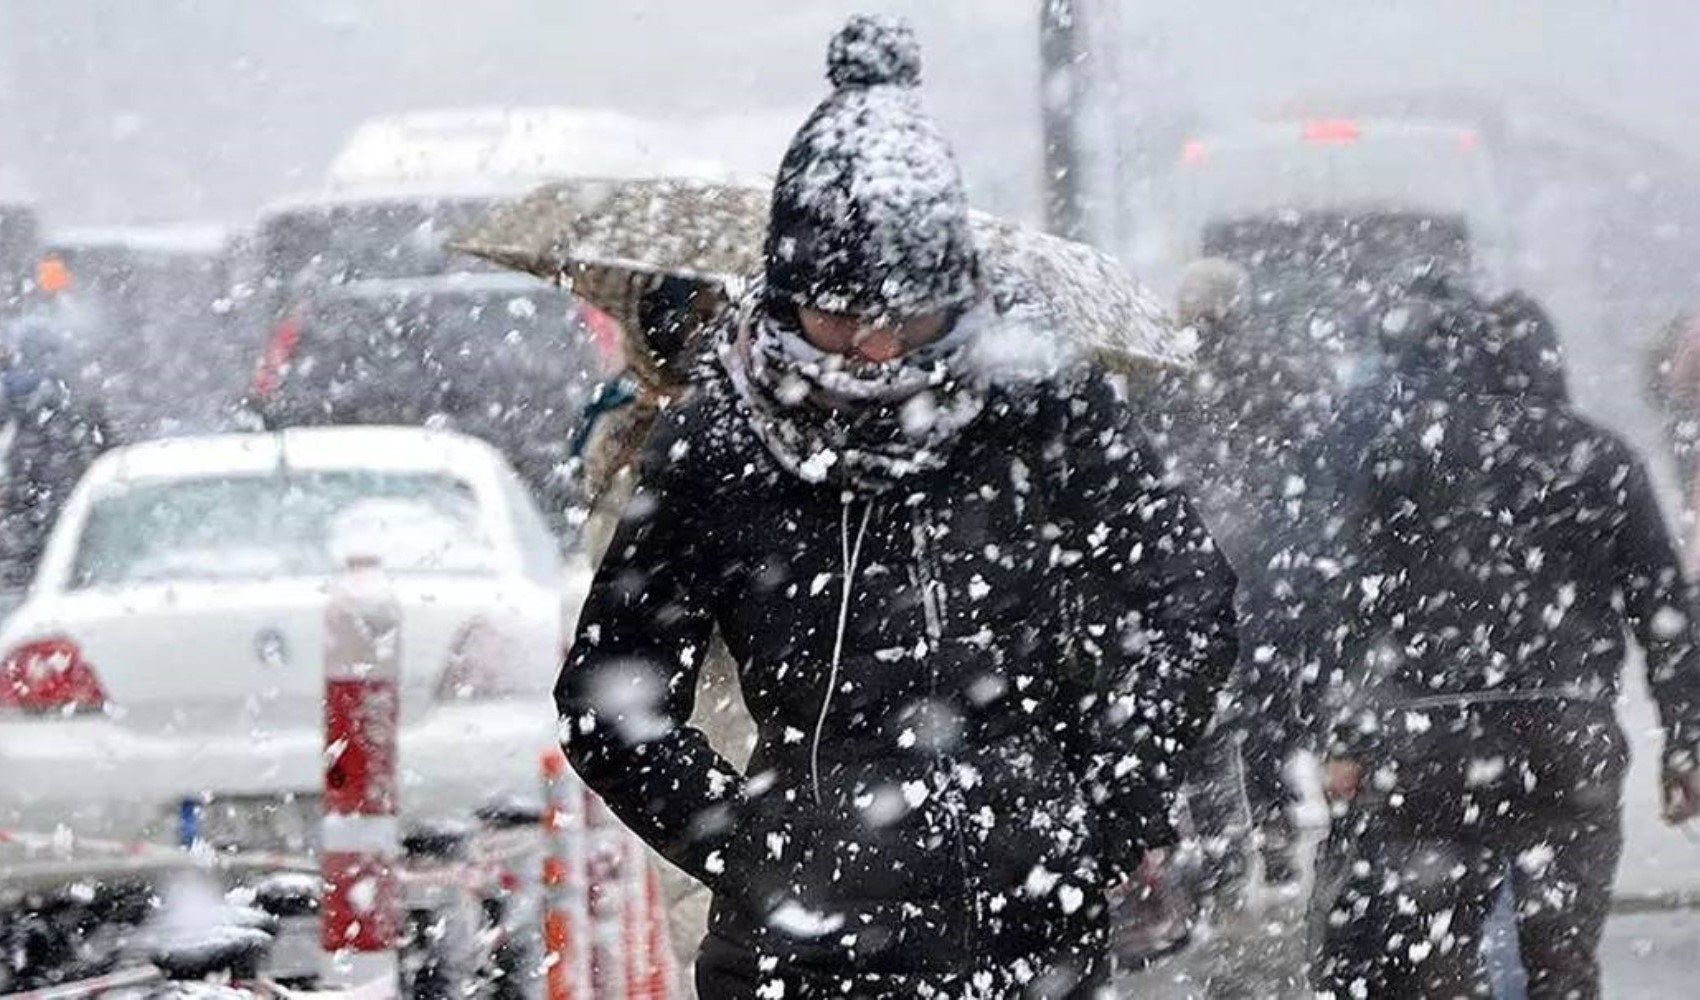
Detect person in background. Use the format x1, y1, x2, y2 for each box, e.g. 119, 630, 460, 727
1310, 283, 1700, 998
557, 15, 1239, 998
1154, 257, 1312, 892
0, 313, 114, 589
1645, 310, 1700, 492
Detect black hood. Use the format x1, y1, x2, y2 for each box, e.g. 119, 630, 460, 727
1385, 279, 1569, 405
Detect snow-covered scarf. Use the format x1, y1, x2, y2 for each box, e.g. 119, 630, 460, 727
722, 290, 991, 492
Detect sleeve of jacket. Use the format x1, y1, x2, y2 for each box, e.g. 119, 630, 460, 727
555, 403, 746, 888
1613, 453, 1700, 772
1056, 374, 1241, 880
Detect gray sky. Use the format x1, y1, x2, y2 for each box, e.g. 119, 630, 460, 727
3, 1, 1698, 228
2, 1, 1698, 470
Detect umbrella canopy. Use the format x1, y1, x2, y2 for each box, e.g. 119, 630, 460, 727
449, 176, 1187, 382
448, 176, 764, 391
969, 213, 1187, 375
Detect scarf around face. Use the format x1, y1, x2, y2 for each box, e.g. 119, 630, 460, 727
721, 289, 991, 491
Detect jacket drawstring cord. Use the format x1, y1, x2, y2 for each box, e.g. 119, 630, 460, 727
812, 495, 875, 806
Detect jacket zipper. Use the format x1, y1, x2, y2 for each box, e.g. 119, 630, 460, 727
911, 506, 981, 958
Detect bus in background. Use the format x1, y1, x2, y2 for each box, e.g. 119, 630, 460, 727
1128, 118, 1510, 386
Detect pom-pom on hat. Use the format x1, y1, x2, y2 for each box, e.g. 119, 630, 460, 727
763, 14, 978, 322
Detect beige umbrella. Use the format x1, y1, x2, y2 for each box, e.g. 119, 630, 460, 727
448, 176, 767, 392
449, 176, 1187, 382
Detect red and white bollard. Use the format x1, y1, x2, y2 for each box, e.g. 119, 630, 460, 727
541, 749, 593, 1000
320, 555, 403, 990
625, 853, 676, 999
586, 795, 630, 1000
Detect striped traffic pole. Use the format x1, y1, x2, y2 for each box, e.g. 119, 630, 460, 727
320, 555, 403, 990
631, 855, 674, 1000
585, 794, 628, 1000
541, 749, 593, 1000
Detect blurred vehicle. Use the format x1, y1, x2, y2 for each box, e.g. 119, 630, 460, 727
228, 186, 520, 363
43, 224, 238, 436
0, 426, 585, 848
247, 271, 617, 531
326, 106, 768, 190
325, 105, 793, 192
1134, 118, 1508, 379
0, 201, 41, 318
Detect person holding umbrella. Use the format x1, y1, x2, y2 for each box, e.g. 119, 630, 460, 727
556, 15, 1238, 998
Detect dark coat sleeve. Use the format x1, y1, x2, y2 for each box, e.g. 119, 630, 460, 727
0, 388, 115, 588
554, 403, 745, 888
1055, 374, 1241, 878
1612, 455, 1700, 771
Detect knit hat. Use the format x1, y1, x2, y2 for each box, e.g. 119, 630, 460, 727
763, 14, 978, 321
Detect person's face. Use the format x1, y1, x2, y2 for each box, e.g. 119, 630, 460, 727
798, 307, 950, 365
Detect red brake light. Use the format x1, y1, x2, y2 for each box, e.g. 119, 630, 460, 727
1, 638, 107, 716
1458, 129, 1480, 153
1181, 139, 1207, 165
251, 312, 303, 400
436, 620, 522, 702
1303, 119, 1361, 145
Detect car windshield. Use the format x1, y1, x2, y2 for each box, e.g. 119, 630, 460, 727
70, 470, 496, 588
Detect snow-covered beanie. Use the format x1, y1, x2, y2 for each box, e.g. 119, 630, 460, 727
763, 15, 979, 321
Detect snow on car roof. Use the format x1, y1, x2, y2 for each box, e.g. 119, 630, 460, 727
46, 222, 232, 256
258, 180, 530, 218
325, 106, 775, 191
325, 270, 561, 301
87, 427, 506, 486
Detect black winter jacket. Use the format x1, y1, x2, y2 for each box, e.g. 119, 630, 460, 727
557, 368, 1238, 985
0, 379, 113, 588
1328, 301, 1700, 777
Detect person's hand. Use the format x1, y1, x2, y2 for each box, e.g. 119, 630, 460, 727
1324, 758, 1364, 803
1106, 848, 1170, 904
1663, 763, 1700, 825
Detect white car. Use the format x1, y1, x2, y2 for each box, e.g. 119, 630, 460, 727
0, 427, 587, 849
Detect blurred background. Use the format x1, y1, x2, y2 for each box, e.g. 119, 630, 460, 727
4, 6, 1700, 994
5, 0, 1700, 455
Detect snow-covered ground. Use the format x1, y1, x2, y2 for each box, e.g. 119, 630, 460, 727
1118, 673, 1700, 997
1614, 659, 1700, 905
1118, 903, 1700, 998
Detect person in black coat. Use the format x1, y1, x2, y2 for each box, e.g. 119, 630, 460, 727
0, 315, 113, 589
1157, 258, 1332, 892
556, 16, 1240, 999
1308, 285, 1700, 998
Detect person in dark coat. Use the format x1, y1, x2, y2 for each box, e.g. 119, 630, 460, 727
1156, 258, 1319, 892
1308, 284, 1700, 998
556, 15, 1240, 999
0, 314, 113, 589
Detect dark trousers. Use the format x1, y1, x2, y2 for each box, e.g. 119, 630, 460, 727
1308, 710, 1626, 999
